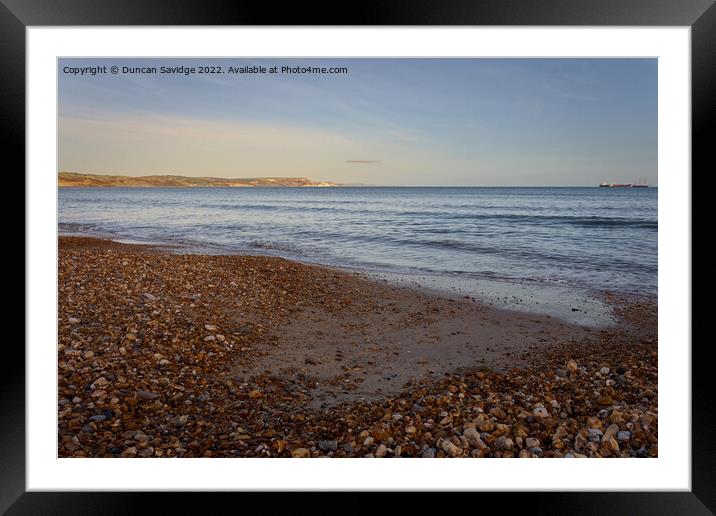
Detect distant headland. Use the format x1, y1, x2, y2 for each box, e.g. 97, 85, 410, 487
58, 172, 338, 188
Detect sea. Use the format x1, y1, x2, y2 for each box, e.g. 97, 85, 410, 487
59, 187, 657, 323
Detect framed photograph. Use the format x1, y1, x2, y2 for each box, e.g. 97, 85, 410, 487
8, 0, 711, 511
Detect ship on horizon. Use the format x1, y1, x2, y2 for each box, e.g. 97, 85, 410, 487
599, 177, 649, 188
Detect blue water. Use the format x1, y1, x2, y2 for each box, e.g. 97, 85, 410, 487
59, 187, 657, 295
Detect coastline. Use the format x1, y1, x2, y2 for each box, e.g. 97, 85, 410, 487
58, 236, 657, 458
57, 225, 626, 327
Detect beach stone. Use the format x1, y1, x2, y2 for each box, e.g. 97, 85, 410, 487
371, 429, 389, 441
318, 440, 338, 452
463, 427, 487, 449
525, 437, 540, 449
136, 390, 159, 400
475, 415, 495, 432
600, 367, 610, 375
597, 395, 613, 406
291, 448, 310, 458
588, 429, 603, 442
91, 389, 107, 398
495, 436, 514, 452
204, 324, 217, 331
142, 293, 158, 302
405, 425, 417, 435
125, 333, 137, 341
91, 377, 109, 390
122, 447, 138, 457
421, 447, 436, 458
68, 318, 80, 324
514, 423, 529, 438
533, 407, 549, 419
138, 447, 154, 457
617, 431, 631, 442
609, 410, 624, 424
490, 407, 506, 419
602, 424, 620, 443
602, 436, 620, 455
248, 390, 262, 399
375, 444, 387, 458
556, 369, 568, 378
566, 360, 578, 373
587, 416, 602, 429
440, 439, 463, 458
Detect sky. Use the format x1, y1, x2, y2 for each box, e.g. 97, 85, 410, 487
58, 58, 657, 186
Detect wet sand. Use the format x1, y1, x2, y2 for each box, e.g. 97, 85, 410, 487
234, 282, 595, 409
58, 236, 657, 458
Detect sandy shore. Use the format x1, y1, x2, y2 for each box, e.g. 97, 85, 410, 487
58, 236, 657, 458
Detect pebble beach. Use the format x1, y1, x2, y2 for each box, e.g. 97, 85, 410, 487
58, 236, 657, 458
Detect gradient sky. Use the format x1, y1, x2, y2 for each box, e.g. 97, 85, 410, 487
59, 58, 657, 186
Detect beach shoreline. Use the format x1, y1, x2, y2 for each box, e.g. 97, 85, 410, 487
58, 226, 627, 327
58, 236, 657, 458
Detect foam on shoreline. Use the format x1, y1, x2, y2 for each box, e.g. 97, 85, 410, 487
357, 270, 616, 327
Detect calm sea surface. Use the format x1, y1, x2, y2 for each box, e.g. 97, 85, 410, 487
59, 187, 657, 295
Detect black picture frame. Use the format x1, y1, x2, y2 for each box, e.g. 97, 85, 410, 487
5, 0, 712, 512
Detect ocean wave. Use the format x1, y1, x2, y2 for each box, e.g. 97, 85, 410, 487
185, 202, 657, 229
58, 187, 658, 295
442, 213, 658, 228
